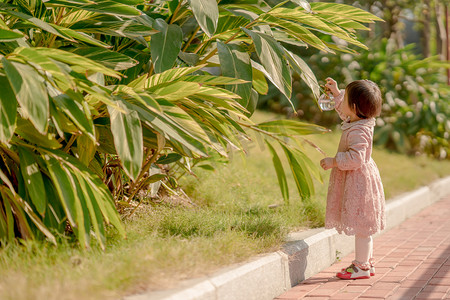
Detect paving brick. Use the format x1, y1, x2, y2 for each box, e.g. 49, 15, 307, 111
423, 285, 450, 293
388, 287, 421, 299
329, 292, 361, 300
377, 276, 405, 283
429, 277, 450, 286
400, 279, 428, 288
360, 287, 396, 298
275, 291, 307, 299
415, 291, 447, 299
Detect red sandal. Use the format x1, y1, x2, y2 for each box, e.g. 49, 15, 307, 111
336, 260, 370, 280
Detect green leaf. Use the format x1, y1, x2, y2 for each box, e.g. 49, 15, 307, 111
14, 119, 61, 149
129, 65, 205, 89
257, 119, 329, 136
0, 28, 24, 41
2, 58, 49, 134
188, 0, 218, 37
108, 100, 143, 180
0, 74, 17, 144
50, 23, 110, 47
310, 2, 384, 23
178, 75, 248, 86
151, 18, 183, 73
281, 144, 313, 199
290, 0, 311, 12
44, 0, 142, 17
43, 154, 79, 229
217, 42, 252, 108
260, 14, 329, 52
74, 172, 106, 249
18, 147, 47, 216
242, 28, 292, 100
33, 47, 122, 78
77, 133, 96, 166
148, 81, 201, 100
144, 173, 166, 184
156, 153, 182, 164
266, 141, 289, 203
51, 93, 95, 141
284, 50, 320, 100
252, 66, 268, 95
72, 47, 138, 71
0, 9, 69, 41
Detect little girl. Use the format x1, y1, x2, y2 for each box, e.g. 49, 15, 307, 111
320, 77, 386, 280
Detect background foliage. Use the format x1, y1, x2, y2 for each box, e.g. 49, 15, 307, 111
260, 0, 450, 160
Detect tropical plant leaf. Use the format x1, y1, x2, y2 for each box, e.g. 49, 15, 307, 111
260, 14, 329, 52
290, 0, 312, 12
76, 133, 96, 166
128, 65, 205, 89
310, 2, 384, 23
242, 28, 292, 101
265, 141, 289, 203
188, 0, 219, 37
251, 65, 268, 95
44, 0, 143, 17
217, 41, 252, 108
108, 100, 143, 180
148, 81, 201, 100
0, 74, 17, 144
14, 119, 61, 149
50, 23, 111, 47
156, 153, 183, 164
32, 47, 122, 78
179, 75, 248, 86
0, 28, 24, 41
18, 147, 47, 216
281, 144, 313, 199
151, 18, 183, 73
257, 119, 329, 136
51, 93, 95, 141
2, 58, 49, 134
284, 49, 320, 100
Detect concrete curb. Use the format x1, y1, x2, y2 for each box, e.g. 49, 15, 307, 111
124, 176, 450, 300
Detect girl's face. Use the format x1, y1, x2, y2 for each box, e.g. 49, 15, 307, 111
342, 92, 360, 122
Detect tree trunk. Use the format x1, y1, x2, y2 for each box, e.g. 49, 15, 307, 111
421, 0, 431, 57
435, 1, 446, 60
446, 4, 450, 85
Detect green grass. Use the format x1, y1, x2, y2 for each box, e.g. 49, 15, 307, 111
1, 110, 450, 300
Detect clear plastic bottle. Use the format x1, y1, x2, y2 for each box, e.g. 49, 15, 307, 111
318, 92, 335, 111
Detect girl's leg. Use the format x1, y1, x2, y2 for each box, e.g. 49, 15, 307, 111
336, 235, 372, 279
355, 235, 372, 267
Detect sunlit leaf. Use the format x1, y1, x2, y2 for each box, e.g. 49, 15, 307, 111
151, 18, 183, 73
188, 0, 219, 37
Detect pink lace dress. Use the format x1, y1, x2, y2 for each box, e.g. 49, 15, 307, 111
325, 90, 386, 236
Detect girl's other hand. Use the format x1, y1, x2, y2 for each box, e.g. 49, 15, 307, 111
320, 157, 337, 170
325, 77, 340, 98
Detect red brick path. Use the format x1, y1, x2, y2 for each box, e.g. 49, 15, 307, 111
275, 196, 450, 300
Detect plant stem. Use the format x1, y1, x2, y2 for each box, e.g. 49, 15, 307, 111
182, 26, 200, 52
48, 7, 66, 48
169, 1, 182, 24
127, 147, 161, 202
63, 134, 77, 153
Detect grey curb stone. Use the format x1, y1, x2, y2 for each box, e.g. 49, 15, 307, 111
124, 176, 450, 300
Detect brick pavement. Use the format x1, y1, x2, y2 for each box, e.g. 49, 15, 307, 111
275, 195, 450, 300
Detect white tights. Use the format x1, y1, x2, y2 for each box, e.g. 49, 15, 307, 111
355, 235, 373, 265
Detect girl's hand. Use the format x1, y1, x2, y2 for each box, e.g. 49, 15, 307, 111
320, 157, 337, 170
325, 77, 340, 98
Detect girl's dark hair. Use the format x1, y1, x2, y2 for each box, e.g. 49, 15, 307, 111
345, 80, 382, 119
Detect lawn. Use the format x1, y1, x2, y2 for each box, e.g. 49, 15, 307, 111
1, 111, 449, 300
